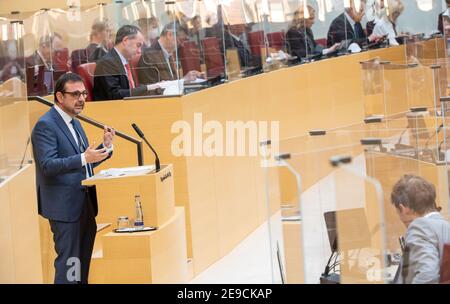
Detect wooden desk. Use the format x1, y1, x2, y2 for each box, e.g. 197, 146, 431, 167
28, 45, 420, 278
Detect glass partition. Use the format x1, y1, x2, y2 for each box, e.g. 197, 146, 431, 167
0, 17, 30, 183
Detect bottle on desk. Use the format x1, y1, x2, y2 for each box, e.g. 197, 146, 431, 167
134, 194, 144, 229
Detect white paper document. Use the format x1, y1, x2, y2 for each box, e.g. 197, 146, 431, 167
98, 165, 156, 178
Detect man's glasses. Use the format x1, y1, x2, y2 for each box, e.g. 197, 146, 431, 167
62, 90, 88, 99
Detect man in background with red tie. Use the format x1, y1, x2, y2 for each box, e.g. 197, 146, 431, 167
93, 25, 161, 101
32, 73, 115, 283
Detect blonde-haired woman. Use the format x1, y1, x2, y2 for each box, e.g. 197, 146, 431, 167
372, 0, 404, 46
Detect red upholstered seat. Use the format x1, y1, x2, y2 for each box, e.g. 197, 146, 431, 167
179, 40, 201, 76
201, 37, 224, 78
247, 31, 265, 57
267, 31, 286, 51
440, 243, 450, 284
315, 38, 327, 47
52, 48, 70, 72
71, 48, 88, 72
76, 62, 96, 101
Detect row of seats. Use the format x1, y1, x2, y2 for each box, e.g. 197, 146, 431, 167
27, 31, 311, 99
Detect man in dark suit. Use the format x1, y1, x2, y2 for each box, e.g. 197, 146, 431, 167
93, 25, 161, 101
26, 33, 65, 95
391, 175, 450, 284
327, 0, 381, 48
32, 73, 115, 283
86, 21, 109, 62
137, 22, 203, 86
438, 0, 450, 35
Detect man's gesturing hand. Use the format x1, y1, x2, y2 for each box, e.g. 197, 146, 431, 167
85, 142, 109, 164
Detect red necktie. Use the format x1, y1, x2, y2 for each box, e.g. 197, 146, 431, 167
124, 63, 135, 89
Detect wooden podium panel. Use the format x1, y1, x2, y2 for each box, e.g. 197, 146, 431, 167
282, 220, 304, 284
0, 164, 43, 283
101, 207, 188, 283
83, 164, 175, 228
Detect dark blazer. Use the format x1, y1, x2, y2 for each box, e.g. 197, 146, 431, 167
93, 48, 148, 101
86, 43, 107, 62
31, 106, 111, 222
327, 13, 367, 48
286, 27, 318, 59
438, 12, 445, 35
137, 42, 177, 85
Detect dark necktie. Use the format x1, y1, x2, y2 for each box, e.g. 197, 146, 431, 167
354, 22, 365, 39
391, 22, 398, 36
70, 119, 93, 177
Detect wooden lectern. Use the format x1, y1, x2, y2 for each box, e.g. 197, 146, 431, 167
82, 164, 188, 283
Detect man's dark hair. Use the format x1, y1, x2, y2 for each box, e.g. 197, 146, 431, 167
39, 32, 63, 47
160, 22, 188, 37
391, 175, 437, 215
54, 72, 84, 102
114, 24, 142, 45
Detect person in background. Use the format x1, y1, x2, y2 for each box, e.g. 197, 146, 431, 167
86, 21, 109, 62
372, 0, 405, 46
188, 15, 206, 63
26, 33, 67, 94
391, 175, 450, 284
93, 25, 161, 101
438, 0, 450, 35
26, 33, 65, 72
137, 16, 159, 47
327, 0, 382, 48
137, 22, 203, 86
286, 5, 339, 59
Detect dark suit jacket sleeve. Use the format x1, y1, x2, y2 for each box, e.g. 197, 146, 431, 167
286, 29, 307, 59
137, 52, 159, 85
438, 13, 444, 35
327, 20, 345, 48
92, 143, 113, 168
32, 120, 82, 177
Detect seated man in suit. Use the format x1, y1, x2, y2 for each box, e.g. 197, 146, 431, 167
286, 5, 339, 59
327, 0, 382, 48
391, 175, 450, 283
86, 21, 109, 63
137, 22, 203, 86
93, 25, 161, 101
26, 33, 66, 94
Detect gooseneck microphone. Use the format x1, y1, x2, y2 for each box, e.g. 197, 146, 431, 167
131, 123, 161, 172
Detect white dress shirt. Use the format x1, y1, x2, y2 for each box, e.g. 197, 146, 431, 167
373, 17, 399, 46
54, 105, 113, 178
344, 11, 357, 34
114, 47, 128, 66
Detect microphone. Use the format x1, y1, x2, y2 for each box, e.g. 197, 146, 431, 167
131, 123, 161, 172
424, 123, 443, 149
423, 123, 444, 162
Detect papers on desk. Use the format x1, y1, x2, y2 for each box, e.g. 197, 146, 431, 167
189, 78, 207, 84
348, 43, 362, 53
98, 165, 155, 178
155, 79, 184, 96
